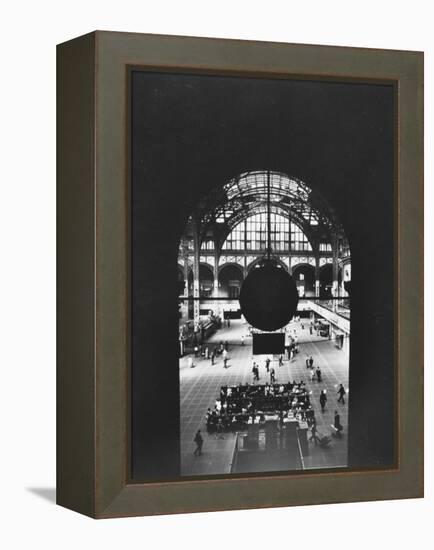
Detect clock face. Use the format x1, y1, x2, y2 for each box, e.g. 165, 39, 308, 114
239, 259, 299, 331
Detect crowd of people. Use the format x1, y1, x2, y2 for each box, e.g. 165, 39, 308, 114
200, 357, 348, 446
204, 381, 316, 434
190, 318, 348, 456
188, 340, 231, 368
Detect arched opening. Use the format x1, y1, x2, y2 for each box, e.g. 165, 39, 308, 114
292, 264, 315, 297
319, 263, 333, 299
199, 263, 214, 297
130, 69, 397, 482
218, 263, 244, 299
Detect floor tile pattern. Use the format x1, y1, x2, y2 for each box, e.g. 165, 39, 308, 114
180, 319, 349, 476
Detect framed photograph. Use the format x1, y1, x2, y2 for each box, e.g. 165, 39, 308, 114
57, 31, 423, 518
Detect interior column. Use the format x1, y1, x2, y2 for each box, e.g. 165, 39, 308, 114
192, 219, 200, 327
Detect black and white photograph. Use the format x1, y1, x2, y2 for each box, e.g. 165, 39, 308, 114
178, 170, 351, 476
130, 70, 396, 481
2, 0, 430, 544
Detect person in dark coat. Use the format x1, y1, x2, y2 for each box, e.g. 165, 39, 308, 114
316, 367, 322, 382
319, 390, 327, 412
252, 363, 259, 381
337, 384, 346, 404
334, 411, 343, 436
194, 430, 203, 456
265, 357, 270, 372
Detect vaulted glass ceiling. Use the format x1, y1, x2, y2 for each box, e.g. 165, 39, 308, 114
184, 170, 345, 250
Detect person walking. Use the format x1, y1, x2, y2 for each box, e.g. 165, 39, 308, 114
279, 355, 283, 367
252, 363, 259, 382
334, 411, 343, 436
316, 367, 322, 382
319, 390, 327, 412
265, 357, 270, 373
194, 430, 203, 456
210, 349, 215, 365
337, 384, 346, 404
270, 367, 276, 384
308, 356, 314, 369
309, 422, 321, 445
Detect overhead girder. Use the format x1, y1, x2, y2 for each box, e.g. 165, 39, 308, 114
183, 170, 348, 253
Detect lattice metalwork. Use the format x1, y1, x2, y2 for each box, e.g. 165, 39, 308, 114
179, 170, 348, 257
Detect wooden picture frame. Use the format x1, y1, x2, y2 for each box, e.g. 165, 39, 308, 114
57, 31, 423, 518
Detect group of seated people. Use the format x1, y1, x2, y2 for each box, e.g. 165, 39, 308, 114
205, 382, 315, 433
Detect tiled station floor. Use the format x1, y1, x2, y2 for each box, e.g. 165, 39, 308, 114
180, 319, 349, 476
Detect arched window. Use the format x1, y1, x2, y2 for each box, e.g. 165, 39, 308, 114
291, 223, 312, 252
221, 213, 312, 252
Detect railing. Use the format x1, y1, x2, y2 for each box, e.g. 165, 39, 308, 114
317, 299, 351, 319
309, 301, 351, 334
